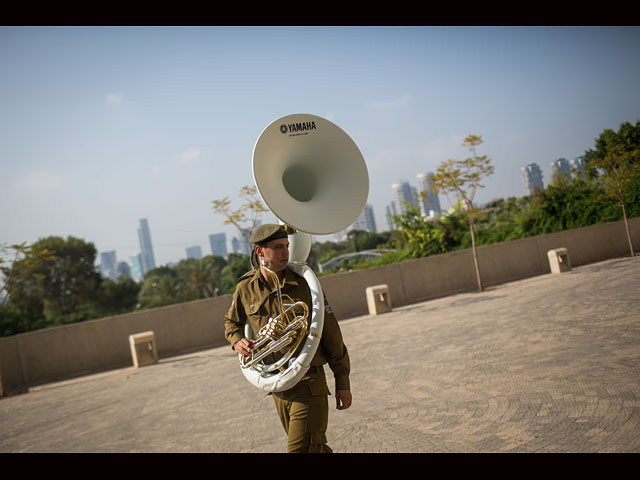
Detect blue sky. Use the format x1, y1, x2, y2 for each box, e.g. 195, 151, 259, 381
1, 26, 639, 268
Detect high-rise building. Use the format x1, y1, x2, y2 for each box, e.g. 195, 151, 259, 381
522, 163, 544, 195
416, 172, 442, 218
186, 245, 203, 259
137, 218, 156, 275
232, 236, 250, 255
571, 155, 586, 175
209, 233, 228, 258
385, 203, 398, 231
116, 261, 131, 279
99, 251, 117, 281
351, 204, 377, 233
392, 181, 418, 215
129, 254, 143, 281
551, 158, 571, 182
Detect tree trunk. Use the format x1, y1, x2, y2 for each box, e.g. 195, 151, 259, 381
467, 204, 484, 292
621, 200, 635, 257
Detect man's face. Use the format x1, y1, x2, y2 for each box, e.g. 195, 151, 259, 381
257, 238, 289, 272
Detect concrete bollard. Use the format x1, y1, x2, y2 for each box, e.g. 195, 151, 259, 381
365, 284, 392, 315
547, 248, 571, 274
129, 331, 158, 368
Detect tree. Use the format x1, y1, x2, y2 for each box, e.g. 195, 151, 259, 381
220, 253, 253, 294
1, 236, 106, 334
1, 242, 56, 336
138, 266, 179, 309
1, 242, 55, 309
93, 277, 141, 317
212, 185, 268, 260
174, 255, 226, 300
428, 135, 495, 292
588, 146, 638, 257
28, 236, 102, 319
392, 204, 448, 258
585, 120, 640, 257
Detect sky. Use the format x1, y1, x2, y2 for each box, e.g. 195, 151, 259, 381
1, 26, 640, 269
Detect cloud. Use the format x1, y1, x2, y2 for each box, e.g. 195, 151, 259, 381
176, 147, 200, 164
14, 170, 64, 194
105, 93, 124, 105
365, 94, 412, 110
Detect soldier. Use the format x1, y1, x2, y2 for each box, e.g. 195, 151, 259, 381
224, 224, 351, 453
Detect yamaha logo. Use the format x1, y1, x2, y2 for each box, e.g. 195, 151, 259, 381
280, 121, 317, 135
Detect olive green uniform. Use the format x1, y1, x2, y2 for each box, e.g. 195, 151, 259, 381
224, 266, 350, 453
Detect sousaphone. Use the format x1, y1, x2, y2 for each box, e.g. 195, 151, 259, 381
239, 113, 369, 392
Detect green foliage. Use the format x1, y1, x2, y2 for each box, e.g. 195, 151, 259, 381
1, 236, 105, 335
585, 120, 640, 166
92, 277, 141, 317
392, 203, 447, 258
219, 254, 252, 295
136, 254, 238, 309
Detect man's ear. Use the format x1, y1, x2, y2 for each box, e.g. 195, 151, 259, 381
255, 245, 263, 259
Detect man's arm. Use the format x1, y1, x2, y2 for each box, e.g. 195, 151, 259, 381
224, 291, 248, 352
320, 293, 351, 408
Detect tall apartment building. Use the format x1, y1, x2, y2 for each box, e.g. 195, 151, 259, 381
385, 203, 398, 231
571, 155, 586, 175
116, 261, 131, 279
137, 218, 156, 275
186, 245, 203, 259
99, 251, 117, 281
416, 172, 442, 218
392, 181, 418, 215
350, 204, 377, 233
129, 254, 143, 281
232, 236, 250, 255
551, 157, 572, 182
522, 163, 544, 195
209, 233, 228, 258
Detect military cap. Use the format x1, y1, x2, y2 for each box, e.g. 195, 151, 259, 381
249, 224, 289, 246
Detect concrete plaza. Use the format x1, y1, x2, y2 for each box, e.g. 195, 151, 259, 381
1, 255, 639, 453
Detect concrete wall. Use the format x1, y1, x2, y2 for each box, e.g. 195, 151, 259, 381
0, 296, 233, 394
1, 217, 638, 395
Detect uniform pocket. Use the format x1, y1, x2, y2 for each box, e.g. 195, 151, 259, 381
307, 380, 331, 396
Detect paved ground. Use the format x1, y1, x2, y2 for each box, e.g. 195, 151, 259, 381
1, 256, 639, 453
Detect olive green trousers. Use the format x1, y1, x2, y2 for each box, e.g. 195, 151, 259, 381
271, 368, 333, 453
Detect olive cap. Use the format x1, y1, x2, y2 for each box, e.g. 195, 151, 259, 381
249, 224, 288, 245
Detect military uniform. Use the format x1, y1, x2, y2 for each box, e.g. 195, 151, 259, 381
224, 225, 350, 453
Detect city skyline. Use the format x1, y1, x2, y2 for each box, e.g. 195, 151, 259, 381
2, 26, 639, 267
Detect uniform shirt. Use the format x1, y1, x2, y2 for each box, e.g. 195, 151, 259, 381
224, 266, 350, 392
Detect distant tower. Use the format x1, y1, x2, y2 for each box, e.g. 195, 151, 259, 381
351, 204, 377, 233
100, 251, 117, 281
385, 203, 398, 231
392, 181, 418, 215
232, 237, 250, 255
571, 155, 586, 175
551, 158, 571, 182
186, 245, 203, 259
116, 261, 131, 279
129, 254, 143, 281
137, 218, 156, 274
209, 233, 228, 258
522, 163, 544, 195
417, 172, 442, 218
